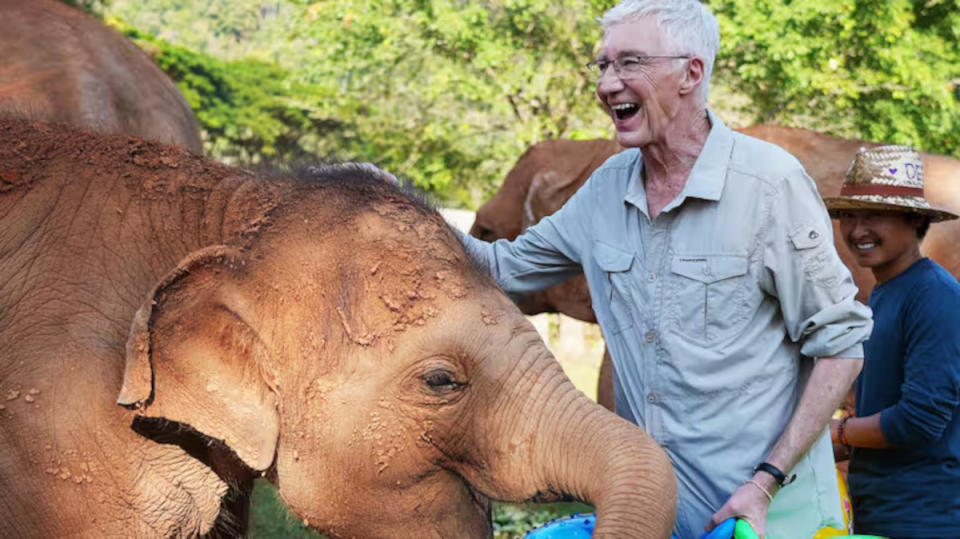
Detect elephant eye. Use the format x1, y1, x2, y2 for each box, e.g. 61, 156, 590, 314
422, 369, 465, 392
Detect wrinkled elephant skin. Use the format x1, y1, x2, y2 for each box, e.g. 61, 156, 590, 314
0, 118, 676, 538
0, 0, 202, 152
472, 126, 960, 410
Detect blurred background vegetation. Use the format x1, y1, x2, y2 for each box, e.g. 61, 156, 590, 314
57, 0, 960, 535
66, 0, 959, 209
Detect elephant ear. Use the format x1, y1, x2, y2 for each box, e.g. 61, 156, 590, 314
522, 169, 581, 230
118, 245, 280, 472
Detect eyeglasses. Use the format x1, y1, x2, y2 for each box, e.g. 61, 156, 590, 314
586, 54, 691, 79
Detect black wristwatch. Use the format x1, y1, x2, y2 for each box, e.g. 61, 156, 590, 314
753, 462, 796, 487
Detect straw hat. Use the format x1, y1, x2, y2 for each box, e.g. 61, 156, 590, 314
824, 145, 958, 222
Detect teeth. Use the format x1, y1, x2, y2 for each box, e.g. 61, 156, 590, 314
856, 243, 876, 250
612, 103, 637, 111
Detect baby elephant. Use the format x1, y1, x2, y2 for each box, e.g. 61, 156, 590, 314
0, 117, 675, 538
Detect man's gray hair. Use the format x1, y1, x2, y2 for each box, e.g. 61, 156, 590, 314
600, 0, 720, 101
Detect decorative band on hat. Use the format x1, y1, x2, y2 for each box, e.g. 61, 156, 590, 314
839, 184, 925, 198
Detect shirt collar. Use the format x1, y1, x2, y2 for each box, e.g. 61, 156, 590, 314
624, 110, 734, 215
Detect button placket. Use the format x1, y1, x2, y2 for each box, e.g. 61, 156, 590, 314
645, 214, 673, 441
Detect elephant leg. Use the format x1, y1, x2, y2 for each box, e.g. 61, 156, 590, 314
596, 347, 615, 412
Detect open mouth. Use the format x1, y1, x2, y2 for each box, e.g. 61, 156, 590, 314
854, 241, 878, 252
612, 103, 639, 120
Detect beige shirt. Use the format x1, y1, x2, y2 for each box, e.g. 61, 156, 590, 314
462, 111, 872, 538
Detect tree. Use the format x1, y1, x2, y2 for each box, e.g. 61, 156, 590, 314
105, 0, 960, 204
710, 0, 960, 156
109, 0, 615, 205
60, 0, 109, 15
112, 19, 342, 165
277, 0, 616, 202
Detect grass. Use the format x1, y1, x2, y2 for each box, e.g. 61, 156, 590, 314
492, 501, 595, 538
250, 480, 593, 538
250, 480, 319, 538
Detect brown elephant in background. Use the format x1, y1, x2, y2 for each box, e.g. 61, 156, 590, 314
470, 125, 960, 411
0, 0, 202, 152
0, 117, 675, 538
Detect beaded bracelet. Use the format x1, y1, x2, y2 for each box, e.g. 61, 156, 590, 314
838, 416, 852, 447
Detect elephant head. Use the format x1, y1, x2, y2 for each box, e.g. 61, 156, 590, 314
116, 167, 675, 538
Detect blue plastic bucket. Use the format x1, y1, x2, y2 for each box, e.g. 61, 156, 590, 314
524, 513, 682, 539
524, 513, 595, 538
525, 514, 734, 539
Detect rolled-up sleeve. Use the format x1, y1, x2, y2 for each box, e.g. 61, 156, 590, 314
458, 175, 594, 300
758, 169, 873, 359
880, 283, 960, 446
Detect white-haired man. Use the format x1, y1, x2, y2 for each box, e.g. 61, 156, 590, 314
459, 1, 872, 536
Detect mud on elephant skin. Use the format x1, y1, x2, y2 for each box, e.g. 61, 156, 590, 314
0, 0, 202, 152
471, 127, 960, 411
0, 118, 675, 538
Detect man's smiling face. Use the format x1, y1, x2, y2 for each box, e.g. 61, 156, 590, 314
594, 17, 686, 148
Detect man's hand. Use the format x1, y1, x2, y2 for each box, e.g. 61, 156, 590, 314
705, 475, 775, 538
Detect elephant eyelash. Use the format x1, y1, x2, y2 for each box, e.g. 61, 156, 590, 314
422, 370, 466, 392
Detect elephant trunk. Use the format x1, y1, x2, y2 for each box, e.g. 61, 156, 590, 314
462, 329, 675, 537
536, 388, 677, 538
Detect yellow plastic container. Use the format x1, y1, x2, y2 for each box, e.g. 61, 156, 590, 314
812, 466, 854, 538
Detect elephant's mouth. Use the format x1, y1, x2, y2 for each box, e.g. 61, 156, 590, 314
131, 415, 263, 485
465, 479, 492, 513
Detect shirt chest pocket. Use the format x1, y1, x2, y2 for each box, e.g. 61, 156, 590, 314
668, 254, 749, 345
593, 242, 635, 335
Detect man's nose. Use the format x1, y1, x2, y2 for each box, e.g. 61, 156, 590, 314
596, 68, 624, 94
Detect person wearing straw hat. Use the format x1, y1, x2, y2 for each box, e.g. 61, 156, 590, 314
825, 145, 960, 538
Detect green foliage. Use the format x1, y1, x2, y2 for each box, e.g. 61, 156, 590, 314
493, 502, 594, 538
104, 0, 960, 202
709, 0, 960, 156
107, 0, 615, 205
109, 18, 342, 165
106, 0, 296, 60
58, 0, 109, 16
250, 480, 322, 538
278, 0, 616, 202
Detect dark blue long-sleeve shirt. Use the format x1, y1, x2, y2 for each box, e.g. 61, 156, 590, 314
849, 258, 960, 537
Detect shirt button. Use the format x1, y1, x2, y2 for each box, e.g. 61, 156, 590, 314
648, 272, 657, 281
702, 266, 713, 277
809, 230, 819, 240
647, 393, 657, 403
645, 331, 657, 343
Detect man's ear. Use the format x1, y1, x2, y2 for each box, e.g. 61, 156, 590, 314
679, 56, 705, 96
118, 245, 280, 472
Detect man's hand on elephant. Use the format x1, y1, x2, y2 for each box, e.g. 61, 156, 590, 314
705, 480, 772, 538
